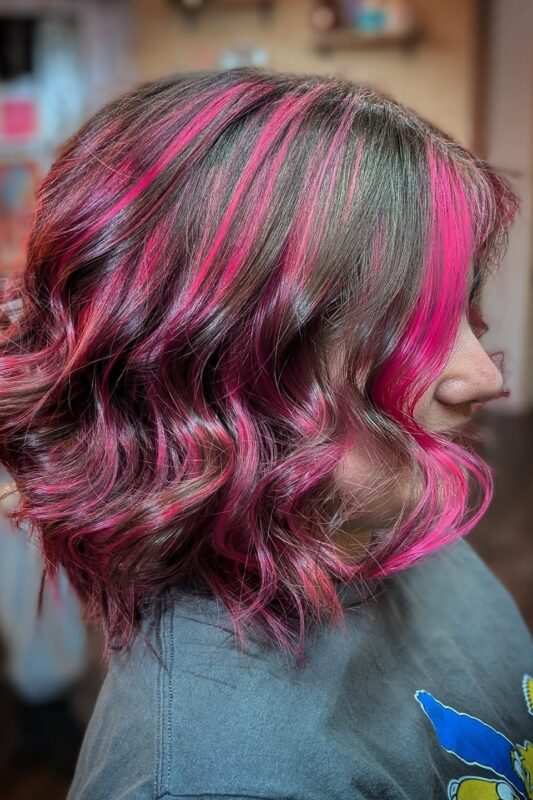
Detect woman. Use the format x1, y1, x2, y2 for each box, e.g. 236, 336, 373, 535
0, 68, 531, 799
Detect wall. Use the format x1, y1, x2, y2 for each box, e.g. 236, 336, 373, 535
131, 0, 480, 149
482, 0, 533, 412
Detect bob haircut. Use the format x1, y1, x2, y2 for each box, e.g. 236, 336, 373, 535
0, 67, 519, 670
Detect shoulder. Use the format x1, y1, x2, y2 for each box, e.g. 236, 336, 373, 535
152, 589, 328, 798
395, 535, 529, 627
67, 590, 303, 800
363, 534, 533, 656
66, 597, 165, 800
67, 544, 533, 800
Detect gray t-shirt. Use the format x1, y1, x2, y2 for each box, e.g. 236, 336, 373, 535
66, 538, 533, 800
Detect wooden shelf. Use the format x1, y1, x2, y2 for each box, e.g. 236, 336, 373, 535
171, 0, 275, 21
212, 0, 273, 5
179, 0, 274, 9
314, 26, 422, 54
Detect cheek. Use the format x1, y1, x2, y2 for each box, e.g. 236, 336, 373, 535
334, 447, 378, 493
331, 416, 429, 521
413, 388, 436, 425
334, 437, 406, 501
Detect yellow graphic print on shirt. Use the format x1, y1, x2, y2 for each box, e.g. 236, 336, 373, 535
414, 674, 533, 799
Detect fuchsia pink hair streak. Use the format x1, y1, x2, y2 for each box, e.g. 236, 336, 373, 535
0, 68, 519, 670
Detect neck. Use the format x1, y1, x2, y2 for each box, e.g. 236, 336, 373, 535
332, 519, 375, 563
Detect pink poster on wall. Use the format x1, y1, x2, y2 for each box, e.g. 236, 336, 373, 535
0, 98, 39, 141
0, 161, 43, 277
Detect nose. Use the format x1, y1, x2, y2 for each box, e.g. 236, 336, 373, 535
434, 318, 505, 408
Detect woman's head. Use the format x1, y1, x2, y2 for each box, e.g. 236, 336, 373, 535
0, 67, 518, 669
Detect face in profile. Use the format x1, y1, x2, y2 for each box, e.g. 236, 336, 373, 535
330, 255, 503, 544
333, 265, 505, 547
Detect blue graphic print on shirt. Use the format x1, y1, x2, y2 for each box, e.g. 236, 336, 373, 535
415, 674, 533, 799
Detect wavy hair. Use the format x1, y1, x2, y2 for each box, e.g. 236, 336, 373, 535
0, 68, 519, 670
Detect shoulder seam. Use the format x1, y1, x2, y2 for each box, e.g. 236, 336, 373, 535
154, 590, 171, 800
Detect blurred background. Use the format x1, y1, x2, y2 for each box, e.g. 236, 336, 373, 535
0, 0, 531, 797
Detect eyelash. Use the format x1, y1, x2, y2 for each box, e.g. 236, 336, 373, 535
467, 302, 488, 339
